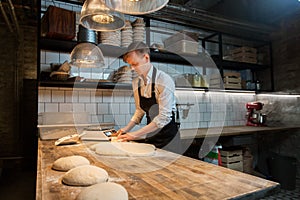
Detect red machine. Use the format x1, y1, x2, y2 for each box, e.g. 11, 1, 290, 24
246, 102, 267, 126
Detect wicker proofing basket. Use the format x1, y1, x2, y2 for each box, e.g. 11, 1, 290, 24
50, 71, 70, 81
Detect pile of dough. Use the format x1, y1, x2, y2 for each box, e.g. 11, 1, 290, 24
62, 165, 109, 186
76, 182, 128, 200
94, 142, 156, 157
52, 155, 90, 171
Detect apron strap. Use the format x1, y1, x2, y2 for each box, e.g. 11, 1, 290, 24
138, 67, 157, 97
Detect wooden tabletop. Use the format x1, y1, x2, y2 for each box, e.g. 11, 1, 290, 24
180, 126, 300, 139
37, 140, 279, 200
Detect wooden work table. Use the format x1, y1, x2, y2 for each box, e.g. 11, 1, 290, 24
37, 139, 280, 200
180, 125, 300, 139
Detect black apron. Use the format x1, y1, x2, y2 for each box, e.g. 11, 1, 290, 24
137, 67, 181, 152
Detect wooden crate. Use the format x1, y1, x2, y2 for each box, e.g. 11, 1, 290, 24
220, 149, 242, 157
230, 46, 257, 55
224, 77, 241, 84
209, 78, 222, 85
232, 52, 256, 59
223, 72, 241, 78
243, 155, 254, 174
221, 161, 243, 172
209, 72, 242, 89
224, 83, 242, 89
163, 30, 199, 47
232, 52, 257, 64
209, 74, 222, 88
209, 84, 222, 88
221, 154, 243, 163
223, 72, 242, 89
41, 6, 76, 40
230, 47, 257, 64
235, 57, 257, 64
220, 149, 243, 172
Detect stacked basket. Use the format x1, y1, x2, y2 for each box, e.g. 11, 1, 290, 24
49, 61, 71, 81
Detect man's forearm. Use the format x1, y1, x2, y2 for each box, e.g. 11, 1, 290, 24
122, 120, 137, 132
130, 122, 158, 138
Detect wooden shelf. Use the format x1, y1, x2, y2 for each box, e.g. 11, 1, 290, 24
40, 38, 270, 70
39, 37, 271, 92
39, 38, 76, 52
212, 56, 270, 71
39, 38, 206, 65
39, 80, 262, 93
39, 80, 208, 90
39, 80, 132, 89
39, 38, 126, 57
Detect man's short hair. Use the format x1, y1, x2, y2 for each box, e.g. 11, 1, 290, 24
123, 41, 150, 60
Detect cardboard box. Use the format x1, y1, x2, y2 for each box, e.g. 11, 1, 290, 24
163, 30, 199, 47
166, 40, 199, 55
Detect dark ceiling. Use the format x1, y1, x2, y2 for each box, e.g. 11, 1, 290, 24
170, 0, 300, 26
2, 0, 299, 41
146, 0, 300, 40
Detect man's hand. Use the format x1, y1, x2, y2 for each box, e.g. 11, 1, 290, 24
111, 129, 123, 137
117, 133, 136, 142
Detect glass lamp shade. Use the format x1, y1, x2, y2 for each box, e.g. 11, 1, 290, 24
70, 43, 105, 68
80, 0, 125, 31
105, 0, 169, 15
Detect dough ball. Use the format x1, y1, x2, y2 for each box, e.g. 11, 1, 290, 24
94, 142, 156, 157
52, 155, 90, 171
62, 165, 109, 186
76, 182, 128, 200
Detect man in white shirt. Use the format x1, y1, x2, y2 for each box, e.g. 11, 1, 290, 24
117, 42, 181, 152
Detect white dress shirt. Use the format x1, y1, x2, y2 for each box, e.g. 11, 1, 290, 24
131, 65, 176, 128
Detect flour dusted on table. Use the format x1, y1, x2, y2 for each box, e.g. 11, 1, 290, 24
76, 182, 128, 200
94, 142, 156, 157
62, 165, 108, 186
52, 155, 90, 171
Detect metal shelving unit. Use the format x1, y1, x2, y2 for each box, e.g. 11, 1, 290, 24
202, 32, 274, 91
39, 2, 274, 91
40, 37, 207, 65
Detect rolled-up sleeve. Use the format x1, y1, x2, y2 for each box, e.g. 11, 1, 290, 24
131, 106, 145, 124
152, 73, 176, 128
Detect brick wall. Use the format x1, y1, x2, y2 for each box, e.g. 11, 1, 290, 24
259, 10, 300, 178
0, 25, 21, 156
0, 9, 38, 161
271, 11, 300, 93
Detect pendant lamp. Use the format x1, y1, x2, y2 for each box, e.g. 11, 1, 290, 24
70, 25, 105, 68
105, 0, 169, 15
80, 0, 125, 31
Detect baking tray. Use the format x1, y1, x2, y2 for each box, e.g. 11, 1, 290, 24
38, 123, 115, 140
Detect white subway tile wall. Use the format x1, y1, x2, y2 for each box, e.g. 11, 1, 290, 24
38, 87, 255, 129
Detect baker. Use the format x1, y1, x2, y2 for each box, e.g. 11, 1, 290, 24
116, 41, 181, 153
